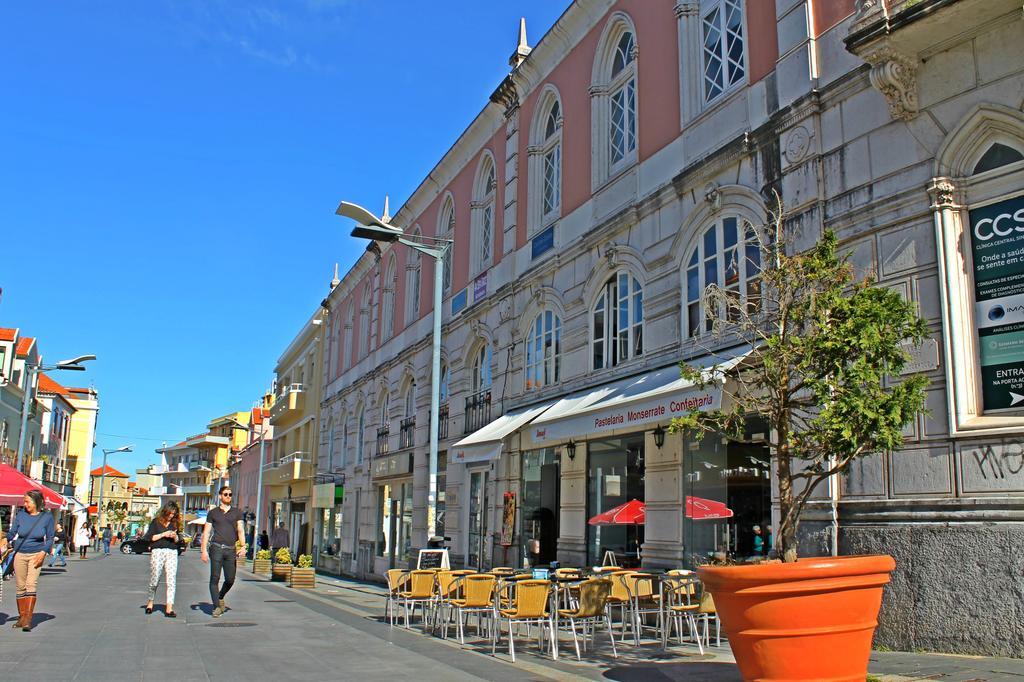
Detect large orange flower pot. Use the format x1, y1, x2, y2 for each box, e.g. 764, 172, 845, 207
697, 555, 895, 682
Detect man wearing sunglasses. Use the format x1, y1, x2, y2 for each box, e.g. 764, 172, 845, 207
201, 486, 245, 617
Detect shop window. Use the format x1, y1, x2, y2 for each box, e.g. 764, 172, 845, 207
525, 310, 562, 391
685, 216, 761, 337
592, 272, 643, 370
435, 452, 447, 539
521, 448, 558, 566
587, 436, 645, 566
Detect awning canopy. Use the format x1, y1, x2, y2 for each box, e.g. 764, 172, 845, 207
529, 352, 749, 444
452, 403, 553, 464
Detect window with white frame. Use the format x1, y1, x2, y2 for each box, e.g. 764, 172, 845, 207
326, 420, 335, 471
379, 393, 390, 429
356, 405, 365, 464
472, 344, 492, 392
542, 101, 562, 220
592, 272, 643, 370
473, 159, 496, 274
403, 385, 415, 419
525, 310, 562, 391
702, 0, 745, 103
343, 305, 353, 371
684, 216, 761, 337
340, 417, 349, 467
359, 285, 371, 358
439, 362, 450, 403
406, 231, 421, 322
440, 198, 455, 295
382, 255, 396, 342
609, 31, 637, 167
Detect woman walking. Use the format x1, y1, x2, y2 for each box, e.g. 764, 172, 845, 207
75, 522, 90, 560
143, 501, 182, 617
5, 490, 55, 632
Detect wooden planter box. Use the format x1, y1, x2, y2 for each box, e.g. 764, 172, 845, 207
271, 564, 292, 582
252, 558, 271, 576
289, 567, 316, 589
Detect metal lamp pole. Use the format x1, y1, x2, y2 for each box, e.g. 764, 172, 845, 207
338, 200, 450, 541
15, 354, 96, 472
228, 418, 267, 553
96, 445, 133, 529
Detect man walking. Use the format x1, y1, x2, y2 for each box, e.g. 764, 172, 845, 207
270, 522, 289, 560
201, 486, 245, 618
102, 526, 112, 556
49, 523, 68, 567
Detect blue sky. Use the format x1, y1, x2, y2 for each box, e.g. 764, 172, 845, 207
0, 1, 566, 476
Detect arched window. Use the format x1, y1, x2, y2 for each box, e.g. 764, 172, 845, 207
542, 101, 562, 221
525, 311, 562, 391
343, 305, 353, 371
382, 255, 397, 342
973, 142, 1024, 174
379, 392, 390, 429
701, 0, 745, 103
609, 31, 637, 167
439, 197, 455, 295
356, 404, 366, 464
472, 156, 496, 274
406, 230, 421, 322
592, 272, 643, 369
359, 285, 371, 358
403, 385, 415, 419
472, 344, 492, 392
439, 362, 450, 403
684, 217, 761, 337
340, 416, 349, 468
326, 419, 336, 471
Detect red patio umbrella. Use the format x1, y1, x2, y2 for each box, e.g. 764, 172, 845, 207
0, 463, 66, 510
685, 496, 734, 520
588, 498, 645, 526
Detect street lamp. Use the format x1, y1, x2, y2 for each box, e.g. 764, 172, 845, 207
338, 200, 451, 541
96, 444, 133, 531
226, 416, 266, 551
16, 354, 96, 471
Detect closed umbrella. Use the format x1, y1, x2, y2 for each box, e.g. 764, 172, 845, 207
0, 463, 66, 510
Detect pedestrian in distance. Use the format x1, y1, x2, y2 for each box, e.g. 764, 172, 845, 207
76, 523, 90, 560
270, 522, 289, 561
201, 486, 245, 618
48, 523, 68, 568
258, 530, 269, 552
101, 526, 112, 556
90, 524, 99, 552
144, 501, 183, 618
4, 490, 55, 632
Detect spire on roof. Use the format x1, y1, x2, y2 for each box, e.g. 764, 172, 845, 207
509, 17, 531, 69
330, 262, 340, 289
381, 195, 391, 223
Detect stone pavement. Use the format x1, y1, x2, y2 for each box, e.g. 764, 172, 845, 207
0, 550, 1021, 681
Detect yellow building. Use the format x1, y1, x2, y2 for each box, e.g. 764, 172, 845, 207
65, 386, 99, 502
89, 464, 131, 530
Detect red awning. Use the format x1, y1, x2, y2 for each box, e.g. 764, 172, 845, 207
686, 496, 734, 520
588, 499, 645, 526
0, 463, 67, 510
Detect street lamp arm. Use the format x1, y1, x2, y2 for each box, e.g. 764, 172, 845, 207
399, 237, 449, 259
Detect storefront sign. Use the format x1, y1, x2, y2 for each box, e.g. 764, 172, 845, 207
532, 386, 722, 443
452, 441, 502, 464
969, 194, 1024, 411
371, 453, 413, 479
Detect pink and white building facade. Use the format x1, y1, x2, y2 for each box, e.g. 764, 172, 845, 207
317, 0, 1024, 656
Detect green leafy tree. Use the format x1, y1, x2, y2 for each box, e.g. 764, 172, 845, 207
671, 198, 929, 562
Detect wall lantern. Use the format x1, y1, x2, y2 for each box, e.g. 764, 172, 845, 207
565, 440, 576, 461
653, 425, 666, 449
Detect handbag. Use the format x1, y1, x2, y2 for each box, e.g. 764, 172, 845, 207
2, 513, 48, 579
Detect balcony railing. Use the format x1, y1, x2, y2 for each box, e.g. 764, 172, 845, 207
376, 425, 390, 457
463, 389, 491, 434
270, 383, 306, 424
399, 416, 415, 449
188, 460, 212, 471
439, 403, 449, 440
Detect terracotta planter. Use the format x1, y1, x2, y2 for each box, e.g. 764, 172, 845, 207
271, 564, 292, 582
697, 555, 895, 682
289, 567, 316, 589
252, 558, 271, 576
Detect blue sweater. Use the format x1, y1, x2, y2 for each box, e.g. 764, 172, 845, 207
6, 510, 55, 554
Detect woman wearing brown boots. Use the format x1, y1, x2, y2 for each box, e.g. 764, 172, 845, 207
5, 490, 54, 632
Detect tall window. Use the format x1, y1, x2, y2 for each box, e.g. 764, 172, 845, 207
356, 405, 366, 464
382, 255, 397, 341
525, 311, 562, 391
340, 417, 349, 468
326, 420, 336, 471
702, 0, 745, 102
472, 344, 492, 392
609, 31, 637, 167
685, 217, 761, 337
440, 198, 455, 295
359, 286, 371, 358
473, 158, 496, 274
592, 272, 643, 370
379, 393, 390, 430
343, 305, 353, 371
404, 386, 415, 419
439, 362, 450, 403
542, 102, 562, 220
406, 231, 421, 322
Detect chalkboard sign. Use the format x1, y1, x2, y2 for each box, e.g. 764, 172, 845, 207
416, 548, 450, 570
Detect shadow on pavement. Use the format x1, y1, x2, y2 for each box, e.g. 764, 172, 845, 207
602, 661, 742, 681
27, 613, 56, 629
190, 602, 216, 616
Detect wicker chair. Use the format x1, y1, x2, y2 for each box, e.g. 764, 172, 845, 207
398, 570, 436, 630
447, 574, 497, 643
384, 569, 408, 626
624, 573, 662, 645
430, 570, 460, 634
660, 574, 705, 655
605, 570, 636, 642
556, 578, 618, 661
492, 579, 554, 662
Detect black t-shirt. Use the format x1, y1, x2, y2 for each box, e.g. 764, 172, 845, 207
206, 507, 243, 547
144, 520, 179, 550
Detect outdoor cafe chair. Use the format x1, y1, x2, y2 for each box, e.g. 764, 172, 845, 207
660, 574, 705, 655
447, 574, 497, 644
697, 589, 721, 648
492, 579, 555, 663
398, 570, 436, 630
605, 570, 636, 643
556, 578, 618, 661
624, 573, 662, 646
429, 570, 460, 634
385, 569, 409, 627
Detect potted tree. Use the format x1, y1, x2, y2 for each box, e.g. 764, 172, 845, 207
271, 547, 292, 582
671, 201, 929, 681
288, 554, 316, 589
252, 549, 272, 577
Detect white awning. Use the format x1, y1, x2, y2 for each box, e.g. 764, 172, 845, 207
452, 403, 554, 464
528, 352, 749, 444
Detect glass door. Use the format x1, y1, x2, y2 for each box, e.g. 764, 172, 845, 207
467, 469, 488, 570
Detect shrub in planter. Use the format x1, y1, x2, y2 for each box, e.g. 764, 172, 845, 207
671, 201, 929, 681
271, 548, 293, 582
252, 549, 272, 576
289, 554, 316, 589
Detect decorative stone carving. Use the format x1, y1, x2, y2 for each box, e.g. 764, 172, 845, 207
853, 0, 884, 25
603, 243, 619, 264
498, 296, 514, 323
865, 47, 919, 121
703, 182, 722, 212
674, 2, 698, 19
784, 126, 811, 164
928, 177, 960, 209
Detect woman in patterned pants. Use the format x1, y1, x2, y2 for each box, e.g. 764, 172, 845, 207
143, 502, 182, 617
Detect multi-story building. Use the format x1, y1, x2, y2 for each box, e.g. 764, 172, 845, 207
315, 0, 1023, 657
31, 373, 77, 496
89, 464, 131, 529
270, 308, 325, 559
126, 481, 160, 533
64, 385, 99, 502
226, 403, 273, 543
0, 328, 44, 470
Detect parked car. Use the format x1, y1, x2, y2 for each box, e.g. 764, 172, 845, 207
120, 535, 191, 556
